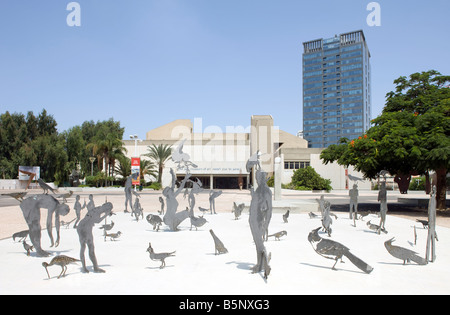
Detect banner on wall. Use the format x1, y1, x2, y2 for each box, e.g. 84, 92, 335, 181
131, 157, 140, 185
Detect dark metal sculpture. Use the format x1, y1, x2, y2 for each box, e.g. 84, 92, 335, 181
76, 202, 114, 273
349, 183, 358, 224
146, 214, 163, 231
209, 190, 222, 214
146, 242, 175, 269
132, 196, 144, 221
209, 229, 228, 255
42, 255, 80, 279
37, 178, 58, 194
1, 191, 27, 202
248, 163, 272, 279
189, 207, 207, 231
103, 231, 122, 241
162, 169, 190, 231
12, 230, 29, 242
308, 227, 373, 274
426, 185, 438, 262
267, 231, 287, 241
367, 220, 387, 234
321, 199, 332, 237
283, 210, 290, 223
22, 240, 34, 256
124, 176, 133, 213
232, 202, 244, 220
158, 196, 165, 215
20, 194, 70, 257
384, 237, 427, 265
378, 180, 388, 233
73, 195, 86, 228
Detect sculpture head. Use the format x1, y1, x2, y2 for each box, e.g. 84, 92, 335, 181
307, 227, 321, 243
56, 203, 70, 216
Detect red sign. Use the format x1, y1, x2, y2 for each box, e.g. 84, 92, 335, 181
131, 157, 141, 185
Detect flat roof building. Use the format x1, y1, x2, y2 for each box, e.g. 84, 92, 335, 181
302, 30, 372, 148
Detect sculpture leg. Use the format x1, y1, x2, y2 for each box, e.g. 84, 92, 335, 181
88, 240, 104, 273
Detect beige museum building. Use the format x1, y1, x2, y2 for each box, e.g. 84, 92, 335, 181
122, 115, 370, 190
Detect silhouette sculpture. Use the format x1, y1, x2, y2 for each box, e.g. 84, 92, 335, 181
163, 169, 190, 231
37, 178, 57, 194
209, 190, 222, 214
248, 165, 272, 279
232, 202, 245, 220
76, 202, 114, 273
73, 195, 86, 228
349, 183, 359, 222
209, 229, 228, 255
43, 255, 80, 279
426, 186, 438, 262
124, 176, 133, 213
378, 181, 388, 233
20, 194, 70, 257
146, 242, 175, 269
384, 237, 427, 265
308, 227, 373, 274
146, 214, 163, 231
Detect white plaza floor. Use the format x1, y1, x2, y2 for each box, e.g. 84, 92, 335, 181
1, 204, 449, 295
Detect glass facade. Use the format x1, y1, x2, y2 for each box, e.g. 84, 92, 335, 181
302, 30, 371, 148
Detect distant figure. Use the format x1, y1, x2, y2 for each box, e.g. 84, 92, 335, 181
124, 176, 133, 213
73, 195, 86, 228
86, 194, 95, 211
378, 181, 388, 233
158, 196, 165, 215
349, 183, 359, 223
426, 186, 437, 263
209, 190, 222, 214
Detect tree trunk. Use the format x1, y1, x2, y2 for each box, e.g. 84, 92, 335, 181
435, 167, 447, 210
394, 172, 411, 194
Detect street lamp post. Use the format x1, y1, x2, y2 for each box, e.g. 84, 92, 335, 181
89, 157, 96, 177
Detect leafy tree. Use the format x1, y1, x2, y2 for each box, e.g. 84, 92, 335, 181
144, 144, 172, 185
289, 166, 332, 191
321, 70, 449, 209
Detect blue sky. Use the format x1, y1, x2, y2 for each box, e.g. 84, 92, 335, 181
0, 0, 449, 139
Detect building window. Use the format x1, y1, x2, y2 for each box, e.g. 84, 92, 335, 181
284, 161, 310, 170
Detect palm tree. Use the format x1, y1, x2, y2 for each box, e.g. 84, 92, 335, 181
140, 159, 158, 184
114, 155, 131, 183
144, 144, 172, 185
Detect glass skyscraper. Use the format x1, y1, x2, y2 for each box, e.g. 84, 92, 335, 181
302, 30, 371, 148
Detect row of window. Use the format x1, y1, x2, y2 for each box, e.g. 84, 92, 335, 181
284, 161, 310, 170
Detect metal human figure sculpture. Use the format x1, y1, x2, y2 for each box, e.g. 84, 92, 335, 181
133, 197, 144, 221
76, 202, 114, 273
73, 195, 86, 228
317, 195, 326, 217
124, 175, 133, 213
349, 183, 359, 224
20, 194, 70, 257
426, 185, 438, 262
209, 190, 222, 214
158, 196, 165, 215
321, 199, 333, 237
308, 227, 373, 273
378, 181, 388, 234
86, 194, 95, 211
162, 169, 191, 231
248, 168, 272, 279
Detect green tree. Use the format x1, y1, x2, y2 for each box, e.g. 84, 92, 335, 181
321, 70, 449, 209
144, 144, 172, 185
290, 166, 332, 191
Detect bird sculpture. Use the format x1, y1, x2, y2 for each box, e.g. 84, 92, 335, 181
308, 227, 373, 274
189, 208, 207, 231
146, 214, 163, 231
22, 240, 34, 256
232, 202, 245, 220
367, 220, 388, 234
1, 192, 27, 202
384, 237, 427, 265
12, 230, 29, 242
103, 231, 122, 241
416, 219, 429, 229
171, 139, 198, 171
267, 230, 287, 241
209, 229, 228, 255
99, 221, 115, 231
56, 190, 73, 203
309, 212, 319, 219
37, 178, 57, 194
199, 206, 210, 216
246, 150, 261, 173
146, 243, 175, 269
283, 210, 290, 223
348, 174, 364, 182
42, 255, 80, 279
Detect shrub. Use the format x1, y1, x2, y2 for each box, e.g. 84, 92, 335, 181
290, 166, 332, 192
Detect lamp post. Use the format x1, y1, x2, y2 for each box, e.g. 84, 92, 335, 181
89, 157, 96, 177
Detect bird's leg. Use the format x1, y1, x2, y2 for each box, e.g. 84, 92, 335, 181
58, 266, 65, 279
331, 259, 339, 270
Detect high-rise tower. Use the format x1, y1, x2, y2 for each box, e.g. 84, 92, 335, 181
302, 30, 371, 148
